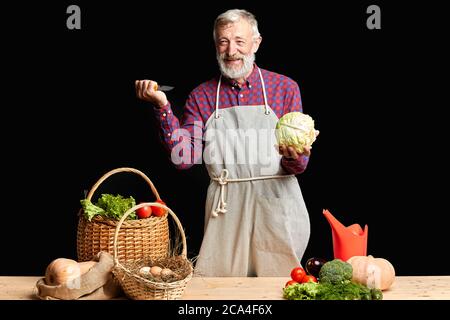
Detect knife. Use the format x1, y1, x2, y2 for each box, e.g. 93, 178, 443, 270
154, 84, 175, 92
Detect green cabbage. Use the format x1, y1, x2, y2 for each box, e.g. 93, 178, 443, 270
275, 112, 317, 153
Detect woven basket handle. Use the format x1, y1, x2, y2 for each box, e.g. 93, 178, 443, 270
86, 167, 161, 201
113, 202, 187, 266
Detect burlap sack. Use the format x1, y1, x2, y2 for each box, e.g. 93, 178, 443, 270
36, 251, 122, 300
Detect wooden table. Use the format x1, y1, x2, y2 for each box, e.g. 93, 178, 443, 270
1, 276, 449, 300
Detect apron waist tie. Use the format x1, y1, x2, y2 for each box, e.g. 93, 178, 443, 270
210, 169, 295, 217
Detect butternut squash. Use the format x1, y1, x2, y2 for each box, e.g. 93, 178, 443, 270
45, 258, 96, 286
347, 255, 395, 290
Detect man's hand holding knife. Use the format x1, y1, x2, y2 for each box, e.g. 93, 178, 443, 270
135, 80, 173, 108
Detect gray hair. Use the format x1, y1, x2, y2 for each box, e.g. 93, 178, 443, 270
213, 9, 261, 41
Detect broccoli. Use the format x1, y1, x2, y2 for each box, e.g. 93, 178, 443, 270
318, 259, 353, 285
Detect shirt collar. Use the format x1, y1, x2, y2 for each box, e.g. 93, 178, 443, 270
224, 63, 259, 88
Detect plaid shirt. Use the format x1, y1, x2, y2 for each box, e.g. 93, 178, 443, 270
153, 65, 309, 174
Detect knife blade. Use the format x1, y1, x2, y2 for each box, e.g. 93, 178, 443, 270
154, 84, 175, 92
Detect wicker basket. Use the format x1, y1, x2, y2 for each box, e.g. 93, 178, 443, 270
77, 167, 169, 263
113, 202, 193, 300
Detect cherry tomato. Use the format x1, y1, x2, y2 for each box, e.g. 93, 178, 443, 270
151, 199, 168, 217
136, 205, 152, 219
301, 274, 318, 283
285, 280, 299, 288
290, 267, 306, 283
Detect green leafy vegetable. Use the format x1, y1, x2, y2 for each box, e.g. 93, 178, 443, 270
283, 282, 319, 300
316, 282, 370, 300
371, 288, 383, 300
283, 281, 383, 300
80, 194, 137, 221
80, 199, 106, 221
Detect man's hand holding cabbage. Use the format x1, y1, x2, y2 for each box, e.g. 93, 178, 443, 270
276, 112, 319, 160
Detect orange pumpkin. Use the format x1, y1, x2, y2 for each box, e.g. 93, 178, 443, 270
347, 255, 395, 290
45, 258, 97, 286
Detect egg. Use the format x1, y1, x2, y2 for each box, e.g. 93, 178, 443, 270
139, 266, 151, 276
160, 268, 173, 277
150, 266, 162, 277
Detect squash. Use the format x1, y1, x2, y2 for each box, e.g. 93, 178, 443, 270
45, 258, 97, 286
347, 255, 396, 290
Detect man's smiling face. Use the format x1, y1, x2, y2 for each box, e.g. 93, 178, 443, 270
215, 19, 261, 81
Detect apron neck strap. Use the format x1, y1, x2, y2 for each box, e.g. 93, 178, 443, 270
257, 68, 270, 115
215, 67, 270, 119
215, 76, 222, 119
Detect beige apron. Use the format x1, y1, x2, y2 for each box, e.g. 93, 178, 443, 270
194, 68, 310, 276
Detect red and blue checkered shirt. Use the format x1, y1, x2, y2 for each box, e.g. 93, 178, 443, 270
153, 64, 309, 174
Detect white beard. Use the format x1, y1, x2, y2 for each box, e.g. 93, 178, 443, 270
217, 52, 255, 80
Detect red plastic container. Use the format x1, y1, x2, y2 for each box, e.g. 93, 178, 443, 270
323, 209, 368, 261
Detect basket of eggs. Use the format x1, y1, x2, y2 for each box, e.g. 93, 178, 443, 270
112, 202, 193, 300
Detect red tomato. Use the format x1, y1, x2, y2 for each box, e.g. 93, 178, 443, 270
301, 275, 318, 283
136, 205, 152, 219
290, 267, 306, 283
151, 199, 168, 217
285, 280, 299, 288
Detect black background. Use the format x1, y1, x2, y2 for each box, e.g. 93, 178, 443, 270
1, 1, 448, 277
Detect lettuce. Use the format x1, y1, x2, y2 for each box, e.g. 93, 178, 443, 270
81, 194, 137, 221
80, 199, 105, 221
283, 282, 319, 300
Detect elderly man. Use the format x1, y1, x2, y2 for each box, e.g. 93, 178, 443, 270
135, 9, 314, 276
